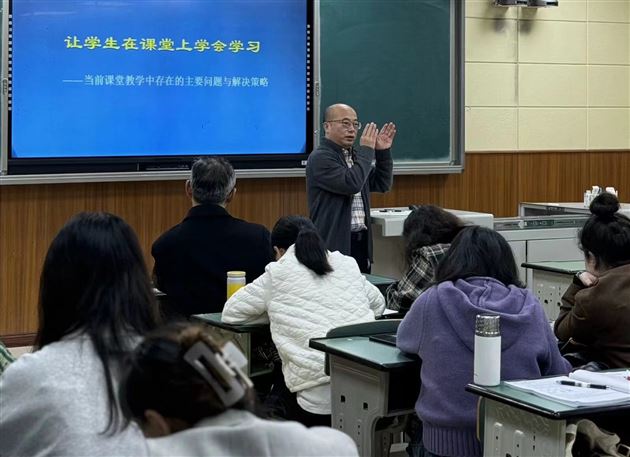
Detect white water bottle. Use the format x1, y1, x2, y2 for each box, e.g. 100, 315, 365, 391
474, 314, 501, 386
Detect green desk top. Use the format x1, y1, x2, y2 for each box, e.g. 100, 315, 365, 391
364, 273, 397, 286
521, 260, 585, 275
467, 382, 630, 419
309, 336, 419, 371
192, 312, 269, 333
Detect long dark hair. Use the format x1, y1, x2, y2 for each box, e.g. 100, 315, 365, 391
580, 192, 630, 270
271, 216, 333, 276
403, 205, 464, 266
120, 323, 257, 430
434, 226, 524, 288
35, 212, 160, 431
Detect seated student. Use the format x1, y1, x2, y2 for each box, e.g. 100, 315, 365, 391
119, 322, 359, 457
0, 212, 160, 457
152, 156, 273, 317
0, 339, 15, 375
555, 192, 630, 368
386, 205, 464, 313
222, 216, 385, 425
397, 226, 571, 457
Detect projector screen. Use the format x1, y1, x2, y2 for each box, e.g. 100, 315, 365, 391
5, 0, 314, 174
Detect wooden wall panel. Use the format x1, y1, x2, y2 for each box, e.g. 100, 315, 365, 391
1, 150, 629, 337
515, 151, 629, 205
371, 153, 521, 216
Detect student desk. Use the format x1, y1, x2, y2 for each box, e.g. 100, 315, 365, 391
363, 273, 397, 295
310, 336, 420, 457
371, 207, 494, 278
191, 312, 273, 378
190, 273, 394, 376
521, 260, 584, 321
467, 382, 630, 457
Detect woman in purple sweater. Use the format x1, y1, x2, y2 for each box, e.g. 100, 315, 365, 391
397, 226, 571, 457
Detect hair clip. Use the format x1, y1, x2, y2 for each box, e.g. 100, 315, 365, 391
183, 341, 252, 408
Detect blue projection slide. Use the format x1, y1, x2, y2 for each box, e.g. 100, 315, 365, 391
11, 0, 307, 158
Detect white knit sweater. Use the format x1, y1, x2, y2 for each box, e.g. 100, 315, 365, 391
0, 334, 147, 457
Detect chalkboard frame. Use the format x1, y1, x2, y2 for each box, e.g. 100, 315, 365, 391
313, 0, 464, 175
0, 0, 463, 185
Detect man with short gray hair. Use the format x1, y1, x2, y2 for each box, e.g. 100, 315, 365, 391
189, 156, 237, 205
152, 157, 273, 317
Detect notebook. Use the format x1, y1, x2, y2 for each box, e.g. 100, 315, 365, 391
369, 333, 397, 347
505, 374, 630, 407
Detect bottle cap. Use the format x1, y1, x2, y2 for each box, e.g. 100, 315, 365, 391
475, 314, 500, 337
227, 271, 246, 278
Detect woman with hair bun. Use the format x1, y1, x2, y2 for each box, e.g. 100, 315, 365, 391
222, 215, 385, 426
555, 192, 630, 368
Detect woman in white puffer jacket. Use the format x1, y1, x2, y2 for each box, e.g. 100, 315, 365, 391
222, 215, 385, 426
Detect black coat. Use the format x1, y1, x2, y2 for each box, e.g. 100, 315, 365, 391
152, 204, 273, 317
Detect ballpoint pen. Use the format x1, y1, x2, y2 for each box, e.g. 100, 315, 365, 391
557, 380, 608, 389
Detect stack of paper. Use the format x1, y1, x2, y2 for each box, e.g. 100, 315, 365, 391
505, 375, 630, 407
569, 370, 630, 394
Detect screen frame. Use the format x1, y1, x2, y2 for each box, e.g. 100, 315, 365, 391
1, 0, 316, 177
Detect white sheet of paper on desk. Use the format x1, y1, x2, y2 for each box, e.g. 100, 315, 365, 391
505, 376, 630, 407
570, 370, 630, 393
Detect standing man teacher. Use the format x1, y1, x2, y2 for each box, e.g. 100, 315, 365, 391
306, 103, 396, 273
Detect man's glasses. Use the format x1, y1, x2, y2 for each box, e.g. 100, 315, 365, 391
326, 119, 362, 131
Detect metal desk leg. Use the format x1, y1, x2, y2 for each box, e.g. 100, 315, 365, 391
530, 270, 572, 322
329, 356, 393, 457
482, 398, 566, 457
205, 328, 250, 374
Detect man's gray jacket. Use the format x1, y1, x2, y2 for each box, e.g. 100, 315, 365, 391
306, 137, 393, 260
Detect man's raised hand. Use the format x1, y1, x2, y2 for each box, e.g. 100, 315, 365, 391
376, 122, 397, 150
359, 122, 379, 149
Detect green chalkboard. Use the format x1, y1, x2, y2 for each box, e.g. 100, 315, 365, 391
319, 0, 463, 170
